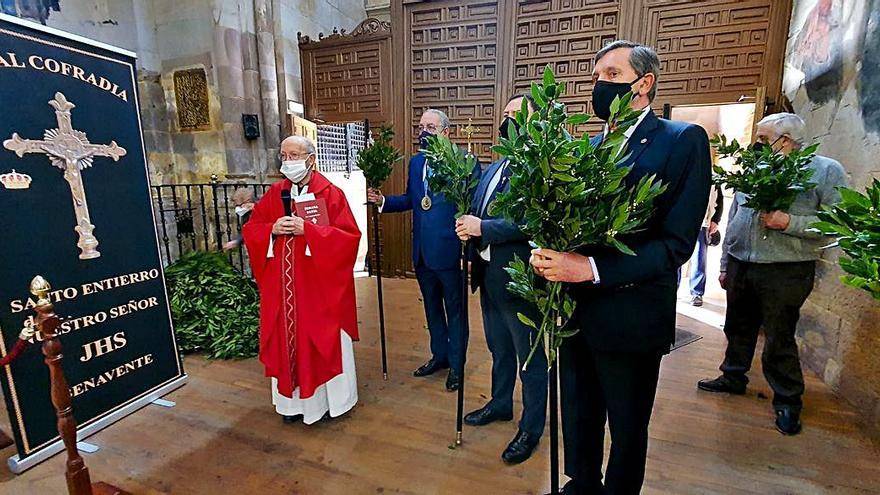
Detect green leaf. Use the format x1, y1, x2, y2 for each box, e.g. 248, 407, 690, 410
531, 82, 547, 108
610, 237, 636, 256
565, 114, 590, 126
543, 64, 555, 87
517, 312, 538, 329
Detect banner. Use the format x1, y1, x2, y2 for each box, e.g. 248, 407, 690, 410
0, 14, 185, 472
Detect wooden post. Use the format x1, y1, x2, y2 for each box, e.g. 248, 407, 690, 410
30, 276, 130, 495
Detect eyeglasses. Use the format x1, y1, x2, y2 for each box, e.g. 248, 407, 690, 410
278, 152, 313, 161
417, 123, 444, 133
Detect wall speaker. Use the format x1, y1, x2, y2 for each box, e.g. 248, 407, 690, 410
242, 114, 260, 140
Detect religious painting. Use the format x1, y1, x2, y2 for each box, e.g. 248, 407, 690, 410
859, 0, 880, 133
0, 0, 60, 25
173, 68, 211, 131
790, 0, 844, 104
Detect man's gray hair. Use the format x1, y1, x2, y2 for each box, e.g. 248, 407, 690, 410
595, 40, 661, 101
424, 108, 450, 130
757, 113, 806, 147
281, 134, 317, 155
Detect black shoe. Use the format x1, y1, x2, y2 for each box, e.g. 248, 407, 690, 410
446, 369, 461, 392
775, 408, 802, 435
697, 375, 746, 395
413, 358, 449, 377
282, 414, 303, 424
464, 404, 513, 426
546, 480, 588, 495
502, 430, 539, 465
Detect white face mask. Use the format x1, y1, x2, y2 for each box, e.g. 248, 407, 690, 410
280, 159, 310, 183
235, 205, 250, 217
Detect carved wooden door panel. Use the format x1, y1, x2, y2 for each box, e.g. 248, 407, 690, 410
622, 0, 791, 109
299, 19, 394, 125
508, 0, 621, 136
404, 0, 502, 164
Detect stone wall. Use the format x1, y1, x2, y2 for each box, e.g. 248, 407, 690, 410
32, 0, 366, 184
278, 0, 366, 106
784, 0, 880, 439
364, 0, 390, 22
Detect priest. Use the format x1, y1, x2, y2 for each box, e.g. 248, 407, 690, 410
243, 135, 361, 424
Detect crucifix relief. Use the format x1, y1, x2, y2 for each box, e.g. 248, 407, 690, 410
3, 92, 127, 260
459, 118, 480, 154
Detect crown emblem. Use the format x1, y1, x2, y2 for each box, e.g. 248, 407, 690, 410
0, 169, 32, 190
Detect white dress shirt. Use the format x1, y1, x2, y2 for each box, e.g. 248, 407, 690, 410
478, 161, 507, 261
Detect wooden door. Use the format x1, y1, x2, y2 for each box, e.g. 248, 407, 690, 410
505, 0, 622, 136
621, 0, 792, 111
401, 0, 504, 163
352, 0, 795, 277
299, 18, 394, 125
291, 116, 318, 143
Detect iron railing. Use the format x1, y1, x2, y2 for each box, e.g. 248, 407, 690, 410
317, 122, 366, 175
151, 180, 272, 273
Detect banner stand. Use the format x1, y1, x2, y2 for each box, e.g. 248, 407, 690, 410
7, 375, 186, 474
0, 12, 187, 474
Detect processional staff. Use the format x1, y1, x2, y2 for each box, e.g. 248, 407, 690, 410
29, 276, 130, 495
459, 118, 480, 155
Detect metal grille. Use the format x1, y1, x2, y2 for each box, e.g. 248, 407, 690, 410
151, 182, 272, 274
316, 122, 366, 174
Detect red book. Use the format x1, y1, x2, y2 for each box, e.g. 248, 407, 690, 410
294, 198, 329, 226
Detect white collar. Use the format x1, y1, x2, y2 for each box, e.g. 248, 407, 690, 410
604, 105, 652, 140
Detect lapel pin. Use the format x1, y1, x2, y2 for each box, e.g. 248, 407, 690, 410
640, 138, 648, 144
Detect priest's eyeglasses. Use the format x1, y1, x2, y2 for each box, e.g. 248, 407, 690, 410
279, 151, 313, 161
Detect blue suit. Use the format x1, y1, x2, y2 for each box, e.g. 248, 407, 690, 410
382, 151, 468, 370
560, 111, 711, 494
468, 159, 548, 438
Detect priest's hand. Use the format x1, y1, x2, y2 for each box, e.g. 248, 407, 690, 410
455, 215, 482, 241
272, 216, 297, 235
530, 248, 594, 283
290, 216, 305, 235
760, 211, 790, 230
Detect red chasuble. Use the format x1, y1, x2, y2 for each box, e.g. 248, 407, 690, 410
243, 172, 360, 399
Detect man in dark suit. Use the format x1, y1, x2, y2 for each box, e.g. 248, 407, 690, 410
455, 94, 548, 465
367, 109, 468, 391
531, 41, 711, 494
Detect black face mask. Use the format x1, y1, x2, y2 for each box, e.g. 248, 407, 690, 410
418, 130, 433, 150
498, 117, 520, 139
591, 74, 645, 122
753, 135, 784, 154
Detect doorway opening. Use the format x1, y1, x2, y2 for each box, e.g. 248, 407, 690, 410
668, 102, 756, 328
315, 122, 369, 274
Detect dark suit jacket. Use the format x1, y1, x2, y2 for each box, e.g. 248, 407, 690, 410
383, 152, 464, 271
574, 111, 712, 353
467, 159, 532, 293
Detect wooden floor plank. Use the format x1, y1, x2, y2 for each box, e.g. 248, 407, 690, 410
0, 277, 878, 494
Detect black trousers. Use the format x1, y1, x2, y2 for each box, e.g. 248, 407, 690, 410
478, 266, 548, 438
560, 330, 663, 495
721, 257, 816, 413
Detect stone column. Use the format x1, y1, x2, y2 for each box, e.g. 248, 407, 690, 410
252, 0, 282, 181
